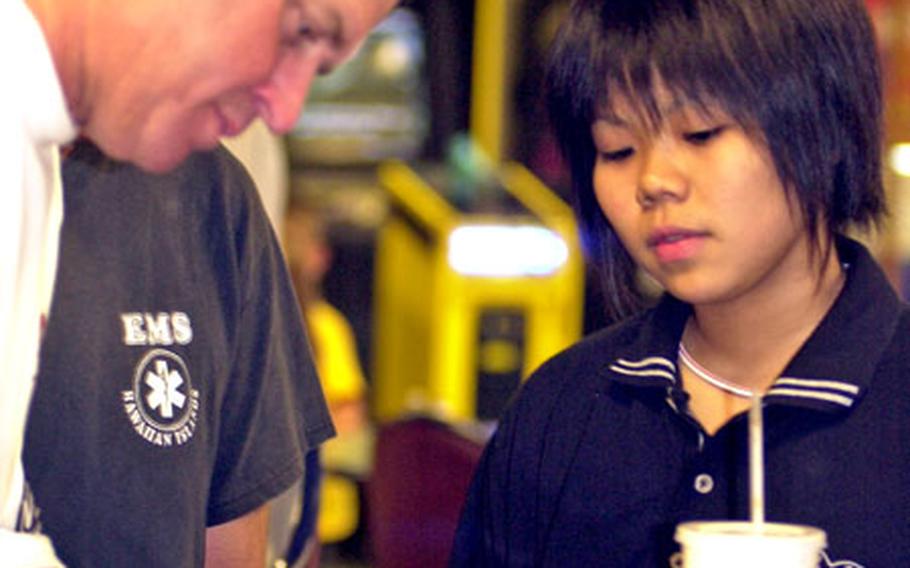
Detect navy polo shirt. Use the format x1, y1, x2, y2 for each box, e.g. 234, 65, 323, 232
452, 237, 910, 567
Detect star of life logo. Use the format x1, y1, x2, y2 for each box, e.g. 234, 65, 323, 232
122, 348, 199, 447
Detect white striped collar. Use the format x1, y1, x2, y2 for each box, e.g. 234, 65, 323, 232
608, 356, 677, 387
607, 356, 863, 411
765, 377, 861, 409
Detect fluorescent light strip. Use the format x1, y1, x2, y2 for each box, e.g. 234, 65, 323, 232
447, 225, 569, 277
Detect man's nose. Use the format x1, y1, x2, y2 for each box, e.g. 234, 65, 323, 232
253, 53, 320, 134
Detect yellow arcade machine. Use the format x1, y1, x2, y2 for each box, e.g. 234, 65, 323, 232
372, 0, 581, 425
373, 0, 584, 421
372, 159, 583, 422
366, 5, 582, 566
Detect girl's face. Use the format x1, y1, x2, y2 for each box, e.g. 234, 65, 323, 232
591, 87, 816, 309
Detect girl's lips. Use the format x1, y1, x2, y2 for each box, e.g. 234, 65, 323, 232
648, 228, 708, 263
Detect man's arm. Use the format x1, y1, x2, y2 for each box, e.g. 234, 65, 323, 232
205, 504, 270, 568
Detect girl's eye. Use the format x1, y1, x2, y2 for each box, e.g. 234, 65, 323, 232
599, 147, 634, 163
683, 126, 725, 145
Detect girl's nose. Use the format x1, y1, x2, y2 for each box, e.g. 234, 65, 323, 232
636, 143, 688, 208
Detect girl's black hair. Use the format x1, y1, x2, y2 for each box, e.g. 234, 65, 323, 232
546, 0, 885, 322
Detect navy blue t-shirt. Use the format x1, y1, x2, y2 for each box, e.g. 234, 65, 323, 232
24, 142, 334, 567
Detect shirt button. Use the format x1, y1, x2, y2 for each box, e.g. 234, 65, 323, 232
694, 473, 714, 494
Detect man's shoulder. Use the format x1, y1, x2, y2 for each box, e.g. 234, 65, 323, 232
64, 141, 258, 202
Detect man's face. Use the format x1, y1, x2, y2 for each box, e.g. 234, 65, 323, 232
81, 0, 397, 172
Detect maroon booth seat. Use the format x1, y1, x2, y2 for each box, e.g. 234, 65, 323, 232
367, 416, 485, 568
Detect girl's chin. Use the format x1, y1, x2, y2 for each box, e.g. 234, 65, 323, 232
659, 279, 730, 307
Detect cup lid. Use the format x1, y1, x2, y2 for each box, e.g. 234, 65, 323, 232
675, 521, 826, 544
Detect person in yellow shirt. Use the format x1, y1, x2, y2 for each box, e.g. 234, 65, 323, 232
284, 201, 373, 552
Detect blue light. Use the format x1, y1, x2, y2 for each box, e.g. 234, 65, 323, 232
448, 225, 569, 277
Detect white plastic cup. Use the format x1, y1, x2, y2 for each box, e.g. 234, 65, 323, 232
674, 521, 826, 568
